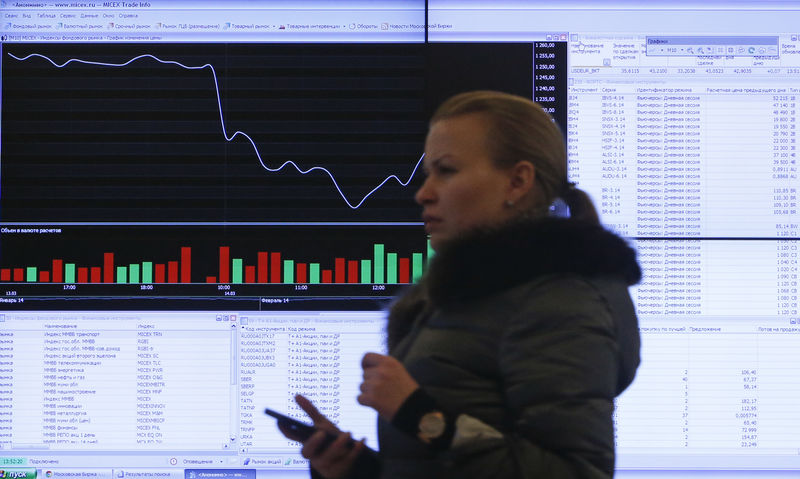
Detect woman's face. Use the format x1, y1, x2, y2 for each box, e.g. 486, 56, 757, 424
416, 113, 519, 250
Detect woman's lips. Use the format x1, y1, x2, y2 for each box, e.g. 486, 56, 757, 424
422, 215, 441, 232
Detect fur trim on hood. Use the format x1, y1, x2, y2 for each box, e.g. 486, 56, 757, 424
387, 218, 640, 349
426, 218, 641, 306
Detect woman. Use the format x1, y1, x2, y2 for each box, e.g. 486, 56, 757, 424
281, 91, 641, 478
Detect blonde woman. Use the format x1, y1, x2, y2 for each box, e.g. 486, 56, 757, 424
282, 91, 641, 479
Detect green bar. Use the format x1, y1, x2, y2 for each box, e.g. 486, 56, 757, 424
26, 267, 37, 282
116, 266, 127, 284
412, 253, 424, 283
387, 253, 398, 284
232, 259, 243, 284
65, 264, 76, 283
142, 262, 153, 284
310, 263, 320, 284
129, 264, 140, 284
360, 259, 372, 284
374, 244, 385, 283
427, 237, 435, 263
283, 260, 294, 283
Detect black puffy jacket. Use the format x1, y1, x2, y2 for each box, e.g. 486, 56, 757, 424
375, 218, 642, 479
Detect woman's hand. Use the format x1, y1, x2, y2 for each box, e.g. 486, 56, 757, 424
277, 394, 365, 479
358, 352, 420, 421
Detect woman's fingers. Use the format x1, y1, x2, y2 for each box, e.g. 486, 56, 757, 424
295, 394, 325, 422
295, 394, 338, 432
300, 430, 361, 479
300, 429, 330, 459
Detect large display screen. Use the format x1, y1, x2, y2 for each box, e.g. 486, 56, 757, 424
2, 1, 799, 477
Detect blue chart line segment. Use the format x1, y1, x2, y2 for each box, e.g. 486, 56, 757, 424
7, 52, 426, 210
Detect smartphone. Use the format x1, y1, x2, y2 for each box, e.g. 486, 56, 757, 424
264, 408, 345, 448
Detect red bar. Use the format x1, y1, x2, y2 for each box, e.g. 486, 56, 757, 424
0, 269, 10, 281
52, 260, 63, 283
257, 252, 269, 283
155, 264, 166, 283
77, 267, 89, 284
103, 252, 114, 283
90, 267, 101, 283
335, 258, 345, 283
13, 268, 23, 282
219, 246, 230, 284
181, 247, 191, 283
206, 276, 217, 283
270, 252, 281, 284
167, 261, 179, 283
322, 270, 333, 283
348, 260, 358, 283
245, 266, 256, 284
39, 271, 50, 283
296, 263, 308, 284
399, 258, 410, 284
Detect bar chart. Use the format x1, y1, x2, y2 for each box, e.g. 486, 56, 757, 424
0, 225, 429, 288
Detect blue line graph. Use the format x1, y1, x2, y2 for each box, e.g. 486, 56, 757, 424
7, 52, 425, 210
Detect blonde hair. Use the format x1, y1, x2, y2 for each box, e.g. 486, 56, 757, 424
430, 90, 599, 224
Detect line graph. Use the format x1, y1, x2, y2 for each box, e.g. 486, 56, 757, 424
1, 43, 427, 222
7, 51, 426, 210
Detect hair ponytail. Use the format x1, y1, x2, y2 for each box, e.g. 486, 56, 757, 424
561, 186, 599, 224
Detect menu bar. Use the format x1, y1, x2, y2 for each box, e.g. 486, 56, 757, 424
1, 7, 425, 42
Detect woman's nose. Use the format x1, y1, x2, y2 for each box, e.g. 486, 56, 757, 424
414, 177, 435, 205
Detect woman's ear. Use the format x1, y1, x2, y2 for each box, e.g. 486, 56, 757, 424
507, 160, 536, 203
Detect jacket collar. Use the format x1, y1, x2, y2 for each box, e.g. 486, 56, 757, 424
424, 218, 641, 307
